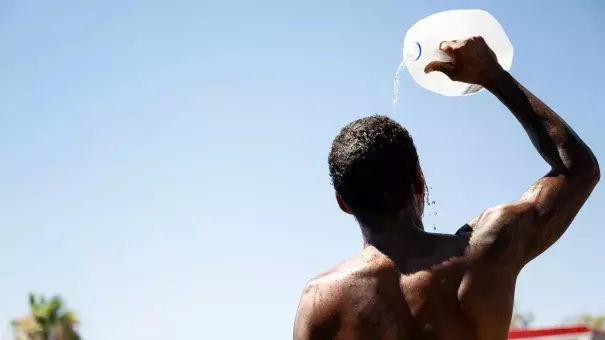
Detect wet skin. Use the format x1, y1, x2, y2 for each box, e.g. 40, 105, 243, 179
294, 37, 600, 340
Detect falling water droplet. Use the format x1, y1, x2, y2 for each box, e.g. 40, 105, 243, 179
393, 60, 407, 110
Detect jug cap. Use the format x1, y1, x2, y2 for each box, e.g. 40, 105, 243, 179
404, 42, 421, 62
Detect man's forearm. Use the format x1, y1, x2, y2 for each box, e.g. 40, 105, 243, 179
485, 71, 599, 177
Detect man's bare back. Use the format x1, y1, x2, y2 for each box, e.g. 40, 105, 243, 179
294, 37, 600, 340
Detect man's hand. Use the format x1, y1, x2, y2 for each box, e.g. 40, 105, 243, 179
424, 36, 504, 86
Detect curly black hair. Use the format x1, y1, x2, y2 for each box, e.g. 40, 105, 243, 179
329, 115, 420, 216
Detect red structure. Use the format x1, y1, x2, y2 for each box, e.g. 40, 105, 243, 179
509, 326, 605, 340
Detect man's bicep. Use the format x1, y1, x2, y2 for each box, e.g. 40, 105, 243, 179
469, 173, 597, 269
467, 202, 535, 269
517, 173, 597, 262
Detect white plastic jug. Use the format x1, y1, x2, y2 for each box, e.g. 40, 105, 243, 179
395, 9, 513, 98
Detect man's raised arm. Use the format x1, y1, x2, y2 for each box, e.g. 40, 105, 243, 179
426, 36, 600, 269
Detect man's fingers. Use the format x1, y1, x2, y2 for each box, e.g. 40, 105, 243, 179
424, 61, 456, 77
426, 39, 462, 77
439, 40, 457, 57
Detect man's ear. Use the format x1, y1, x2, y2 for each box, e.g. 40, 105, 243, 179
413, 165, 426, 217
336, 193, 352, 215
413, 165, 425, 195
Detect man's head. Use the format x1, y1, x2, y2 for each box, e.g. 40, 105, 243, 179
329, 115, 425, 225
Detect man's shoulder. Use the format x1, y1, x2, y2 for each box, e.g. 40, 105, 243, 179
301, 249, 398, 304
294, 261, 357, 339
304, 255, 365, 294
295, 252, 393, 338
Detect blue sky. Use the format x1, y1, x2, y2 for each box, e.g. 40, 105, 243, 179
1, 0, 603, 338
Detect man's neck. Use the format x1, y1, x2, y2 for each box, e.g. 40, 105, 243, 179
359, 209, 426, 255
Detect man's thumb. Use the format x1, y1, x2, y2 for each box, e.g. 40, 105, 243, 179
424, 61, 455, 78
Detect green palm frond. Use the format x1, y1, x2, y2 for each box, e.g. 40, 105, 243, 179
28, 293, 37, 308
60, 311, 80, 326
13, 293, 81, 340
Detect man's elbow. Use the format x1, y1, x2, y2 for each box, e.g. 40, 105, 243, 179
586, 155, 600, 185
578, 163, 599, 188
569, 153, 600, 185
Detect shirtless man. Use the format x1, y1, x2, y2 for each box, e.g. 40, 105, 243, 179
293, 36, 600, 340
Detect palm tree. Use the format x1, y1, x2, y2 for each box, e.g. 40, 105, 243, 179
11, 293, 80, 340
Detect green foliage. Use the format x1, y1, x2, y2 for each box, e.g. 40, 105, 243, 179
12, 293, 81, 340
563, 313, 605, 330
